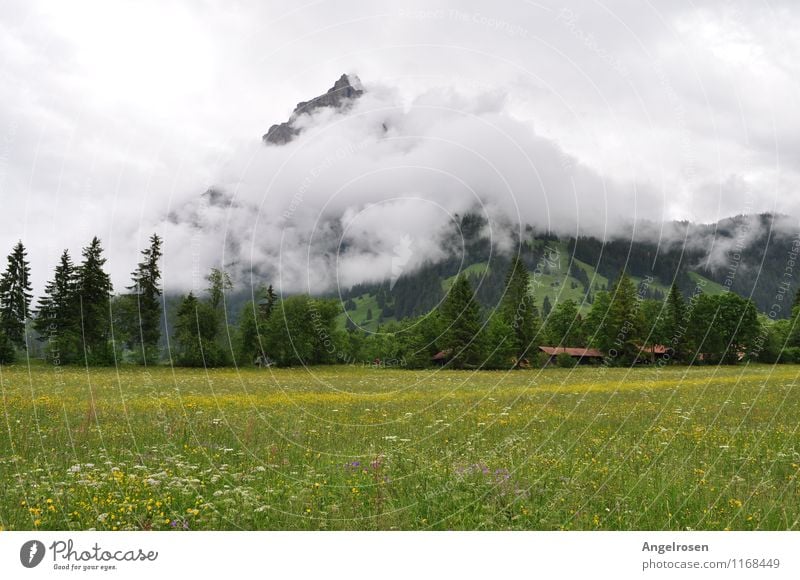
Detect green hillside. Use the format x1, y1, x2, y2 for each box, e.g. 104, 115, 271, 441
688, 271, 728, 296
339, 241, 681, 327
527, 243, 603, 314
338, 293, 388, 332
441, 262, 489, 291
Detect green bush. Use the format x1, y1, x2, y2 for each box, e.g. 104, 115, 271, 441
175, 337, 228, 368
556, 352, 575, 368
533, 351, 550, 368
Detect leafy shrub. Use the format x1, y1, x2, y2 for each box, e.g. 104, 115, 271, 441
556, 352, 575, 368
537, 352, 551, 368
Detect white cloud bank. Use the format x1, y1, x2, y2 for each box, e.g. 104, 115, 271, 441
0, 0, 798, 295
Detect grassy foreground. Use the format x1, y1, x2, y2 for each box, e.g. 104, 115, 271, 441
0, 363, 799, 530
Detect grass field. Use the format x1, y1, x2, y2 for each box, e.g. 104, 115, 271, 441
1, 363, 799, 531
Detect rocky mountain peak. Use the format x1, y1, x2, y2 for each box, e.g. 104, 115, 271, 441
263, 74, 364, 145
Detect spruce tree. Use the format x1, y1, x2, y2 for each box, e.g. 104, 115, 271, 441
259, 284, 278, 319
439, 274, 484, 369
664, 283, 686, 361
591, 271, 643, 363
128, 234, 163, 364
0, 241, 33, 348
608, 271, 643, 362
76, 237, 113, 363
34, 250, 80, 363
500, 257, 540, 366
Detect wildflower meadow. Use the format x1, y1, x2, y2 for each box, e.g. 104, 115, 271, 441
1, 363, 799, 531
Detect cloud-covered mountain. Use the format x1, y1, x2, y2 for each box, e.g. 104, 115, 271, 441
4, 2, 798, 303
155, 74, 800, 317
162, 73, 645, 294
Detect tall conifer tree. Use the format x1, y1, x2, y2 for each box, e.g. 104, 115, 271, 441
34, 250, 80, 362
500, 257, 540, 366
664, 284, 687, 361
0, 241, 33, 348
128, 234, 163, 364
76, 237, 113, 363
440, 274, 484, 369
591, 271, 643, 363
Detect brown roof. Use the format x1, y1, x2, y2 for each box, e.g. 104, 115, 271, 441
539, 346, 603, 357
638, 344, 669, 354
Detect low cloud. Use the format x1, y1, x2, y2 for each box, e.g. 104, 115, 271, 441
3, 0, 799, 297
161, 79, 654, 294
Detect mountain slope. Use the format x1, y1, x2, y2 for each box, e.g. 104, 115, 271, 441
334, 213, 800, 328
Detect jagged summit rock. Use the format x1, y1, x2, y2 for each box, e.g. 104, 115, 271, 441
263, 74, 364, 145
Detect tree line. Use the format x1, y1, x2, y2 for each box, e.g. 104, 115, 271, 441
232, 257, 787, 369
0, 236, 164, 365
341, 260, 775, 369
0, 237, 797, 368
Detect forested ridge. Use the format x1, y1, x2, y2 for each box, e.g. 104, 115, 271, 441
2, 212, 799, 369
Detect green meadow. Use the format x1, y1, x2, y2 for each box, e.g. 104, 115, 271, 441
1, 363, 799, 530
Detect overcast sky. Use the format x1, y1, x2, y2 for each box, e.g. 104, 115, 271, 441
1, 0, 798, 294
